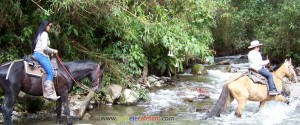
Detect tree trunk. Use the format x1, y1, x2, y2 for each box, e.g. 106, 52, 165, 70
77, 90, 95, 119
142, 62, 150, 87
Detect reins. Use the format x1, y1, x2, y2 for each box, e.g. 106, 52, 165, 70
55, 53, 99, 93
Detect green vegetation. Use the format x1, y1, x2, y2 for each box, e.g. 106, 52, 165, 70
1, 0, 300, 98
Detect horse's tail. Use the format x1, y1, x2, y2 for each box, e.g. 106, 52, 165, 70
202, 84, 233, 119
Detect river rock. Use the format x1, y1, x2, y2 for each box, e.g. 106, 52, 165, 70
105, 84, 123, 103
119, 89, 139, 104
196, 105, 211, 113
225, 65, 241, 73
153, 80, 164, 87
204, 56, 215, 64
82, 113, 91, 120
191, 64, 208, 75
88, 104, 93, 110
296, 67, 300, 76
147, 75, 158, 84
216, 59, 232, 65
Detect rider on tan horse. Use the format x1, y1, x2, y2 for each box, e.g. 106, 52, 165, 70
248, 40, 279, 95
204, 58, 296, 119
204, 41, 297, 119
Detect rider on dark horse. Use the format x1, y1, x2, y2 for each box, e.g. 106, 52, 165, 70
32, 20, 60, 100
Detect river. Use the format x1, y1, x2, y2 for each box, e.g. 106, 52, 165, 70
17, 55, 300, 125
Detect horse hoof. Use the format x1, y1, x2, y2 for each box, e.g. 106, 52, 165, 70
235, 113, 242, 117
285, 101, 290, 105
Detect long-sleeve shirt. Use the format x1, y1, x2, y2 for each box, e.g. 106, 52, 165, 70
34, 31, 56, 57
248, 50, 269, 70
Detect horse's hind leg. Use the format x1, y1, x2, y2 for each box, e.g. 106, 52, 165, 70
235, 99, 247, 117
56, 98, 63, 124
1, 92, 17, 125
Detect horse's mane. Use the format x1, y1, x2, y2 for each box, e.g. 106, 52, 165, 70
63, 60, 98, 69
64, 60, 96, 65
272, 63, 283, 71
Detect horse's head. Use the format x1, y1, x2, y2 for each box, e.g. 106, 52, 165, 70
92, 63, 105, 93
283, 58, 297, 83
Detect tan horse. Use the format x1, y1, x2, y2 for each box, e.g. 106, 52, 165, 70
204, 58, 297, 119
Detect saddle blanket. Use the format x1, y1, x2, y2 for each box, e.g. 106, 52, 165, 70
248, 71, 268, 85
24, 61, 45, 77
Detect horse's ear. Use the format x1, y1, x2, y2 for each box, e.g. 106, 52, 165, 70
289, 58, 292, 63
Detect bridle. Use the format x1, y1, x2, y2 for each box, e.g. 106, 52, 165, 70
55, 53, 101, 93
287, 63, 298, 84
275, 61, 296, 82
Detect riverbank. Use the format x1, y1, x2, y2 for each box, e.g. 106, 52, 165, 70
2, 58, 300, 124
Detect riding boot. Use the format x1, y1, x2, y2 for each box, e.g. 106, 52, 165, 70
43, 80, 60, 101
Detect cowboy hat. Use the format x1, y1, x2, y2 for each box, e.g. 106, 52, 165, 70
248, 40, 263, 49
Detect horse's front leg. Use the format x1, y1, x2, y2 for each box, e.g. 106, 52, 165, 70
258, 101, 266, 112
274, 95, 289, 104
61, 92, 73, 125
56, 98, 62, 124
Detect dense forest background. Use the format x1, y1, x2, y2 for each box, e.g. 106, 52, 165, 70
1, 0, 300, 89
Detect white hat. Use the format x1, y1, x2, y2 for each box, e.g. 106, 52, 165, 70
248, 40, 263, 49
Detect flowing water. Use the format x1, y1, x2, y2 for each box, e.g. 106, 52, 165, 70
17, 55, 300, 125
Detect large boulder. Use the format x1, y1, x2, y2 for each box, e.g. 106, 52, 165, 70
191, 64, 208, 75
105, 84, 123, 103
119, 89, 139, 104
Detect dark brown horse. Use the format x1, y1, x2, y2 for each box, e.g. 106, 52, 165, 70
0, 58, 105, 125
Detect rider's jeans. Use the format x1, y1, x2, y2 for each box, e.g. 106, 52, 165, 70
33, 52, 54, 81
258, 67, 276, 91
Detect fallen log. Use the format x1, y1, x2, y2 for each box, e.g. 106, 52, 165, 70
77, 90, 95, 119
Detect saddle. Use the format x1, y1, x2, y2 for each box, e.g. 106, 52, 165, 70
23, 55, 57, 77
248, 68, 268, 85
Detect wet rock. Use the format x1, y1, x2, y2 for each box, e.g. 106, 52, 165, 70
105, 84, 123, 103
216, 59, 232, 65
160, 107, 177, 113
90, 100, 96, 105
119, 89, 139, 104
153, 80, 164, 87
167, 82, 177, 87
205, 56, 215, 64
296, 67, 300, 76
225, 65, 241, 73
82, 113, 91, 120
196, 95, 210, 100
160, 76, 172, 83
196, 105, 212, 113
191, 64, 208, 75
182, 98, 194, 102
147, 76, 157, 84
88, 104, 94, 110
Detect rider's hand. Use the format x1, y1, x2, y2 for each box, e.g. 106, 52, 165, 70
53, 50, 58, 54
